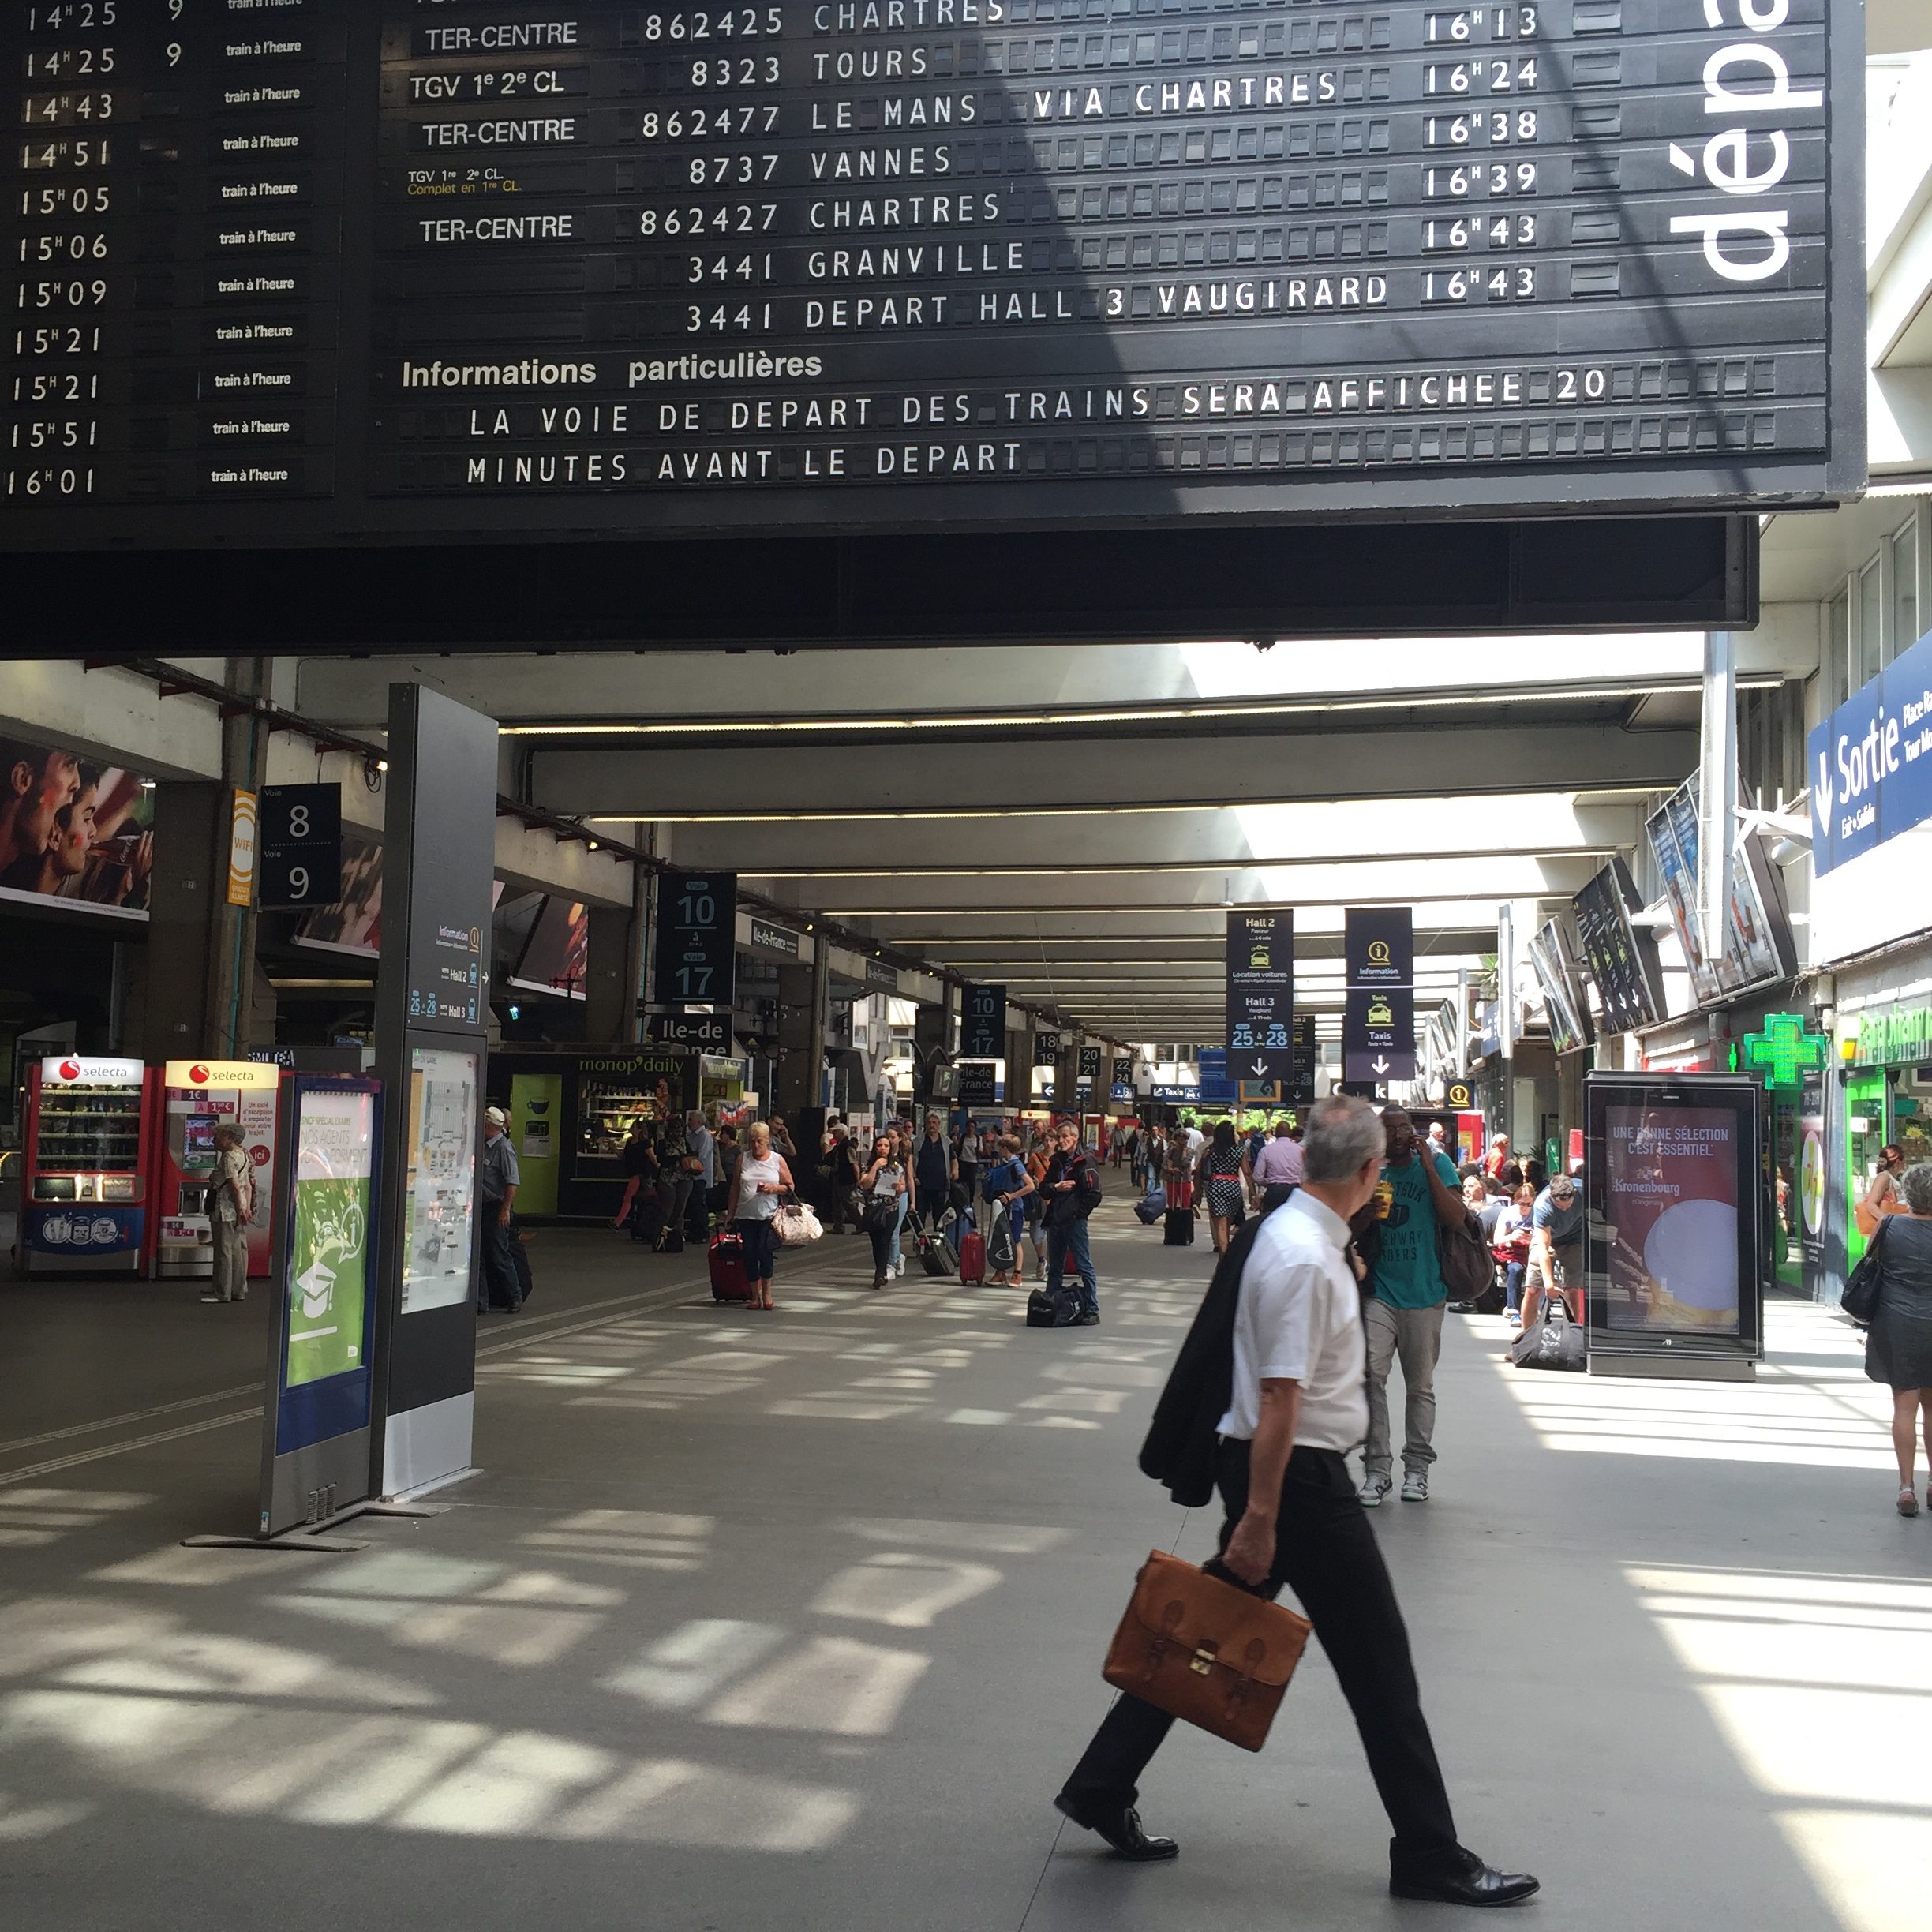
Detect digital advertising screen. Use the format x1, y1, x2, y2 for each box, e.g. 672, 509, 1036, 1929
284, 1085, 376, 1390
1585, 1074, 1763, 1359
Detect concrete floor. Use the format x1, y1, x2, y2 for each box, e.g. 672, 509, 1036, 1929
1, 1207, 1926, 1932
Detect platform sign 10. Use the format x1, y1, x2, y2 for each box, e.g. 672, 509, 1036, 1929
653, 869, 736, 1012
960, 983, 1005, 1061
260, 784, 343, 911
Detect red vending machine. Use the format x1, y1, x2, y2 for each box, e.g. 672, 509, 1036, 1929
155, 1059, 284, 1281
17, 1055, 157, 1275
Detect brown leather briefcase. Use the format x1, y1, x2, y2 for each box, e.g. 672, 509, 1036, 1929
1102, 1548, 1312, 1753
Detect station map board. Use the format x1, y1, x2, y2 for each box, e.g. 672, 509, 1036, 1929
0, 0, 1859, 557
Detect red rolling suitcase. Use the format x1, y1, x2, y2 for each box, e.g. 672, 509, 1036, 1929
709, 1229, 753, 1302
957, 1226, 987, 1285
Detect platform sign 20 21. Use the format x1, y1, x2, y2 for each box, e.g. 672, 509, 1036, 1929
653, 870, 736, 1012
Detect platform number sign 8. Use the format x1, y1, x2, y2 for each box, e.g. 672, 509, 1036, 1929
259, 784, 343, 910
653, 868, 737, 1014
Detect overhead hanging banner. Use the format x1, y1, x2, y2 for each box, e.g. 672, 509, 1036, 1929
1344, 908, 1416, 1084
1227, 909, 1294, 1084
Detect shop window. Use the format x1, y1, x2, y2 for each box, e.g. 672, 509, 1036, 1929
1893, 519, 1919, 657
1858, 556, 1884, 687
1826, 589, 1850, 710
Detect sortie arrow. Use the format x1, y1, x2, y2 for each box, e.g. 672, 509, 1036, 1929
1372, 1057, 1391, 1076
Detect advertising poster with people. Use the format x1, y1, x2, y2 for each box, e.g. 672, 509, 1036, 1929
1601, 1105, 1743, 1336
286, 1089, 376, 1389
0, 736, 155, 916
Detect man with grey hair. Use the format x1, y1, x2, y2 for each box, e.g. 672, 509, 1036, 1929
1053, 1095, 1537, 1908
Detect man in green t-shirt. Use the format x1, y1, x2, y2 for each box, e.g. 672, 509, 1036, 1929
1361, 1107, 1465, 1507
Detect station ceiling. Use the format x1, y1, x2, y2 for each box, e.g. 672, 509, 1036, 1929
290, 632, 1800, 1044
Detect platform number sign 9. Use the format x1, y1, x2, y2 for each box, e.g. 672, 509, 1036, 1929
653, 869, 737, 1013
259, 784, 343, 911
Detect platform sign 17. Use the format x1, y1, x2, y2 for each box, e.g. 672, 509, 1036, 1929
653, 870, 736, 1012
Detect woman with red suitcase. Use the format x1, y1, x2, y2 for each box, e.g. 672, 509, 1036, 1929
729, 1120, 794, 1312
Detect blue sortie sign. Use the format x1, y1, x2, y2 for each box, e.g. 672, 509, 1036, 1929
1809, 623, 1932, 877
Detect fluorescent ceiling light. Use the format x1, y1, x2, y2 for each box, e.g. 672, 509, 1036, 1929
500, 678, 1783, 739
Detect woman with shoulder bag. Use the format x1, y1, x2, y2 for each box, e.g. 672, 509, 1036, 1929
859, 1132, 908, 1290
1200, 1121, 1249, 1256
732, 1120, 794, 1312
986, 1134, 1035, 1286
1854, 1160, 1932, 1517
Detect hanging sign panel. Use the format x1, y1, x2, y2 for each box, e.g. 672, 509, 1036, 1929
0, 1, 1859, 557
1227, 909, 1294, 1083
653, 870, 737, 1010
960, 983, 1006, 1061
1343, 906, 1416, 1082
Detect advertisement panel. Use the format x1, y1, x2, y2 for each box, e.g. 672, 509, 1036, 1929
285, 1088, 376, 1390
399, 1045, 477, 1314
1571, 859, 1667, 1035
1585, 1074, 1764, 1361
0, 736, 155, 919
1645, 777, 1796, 1003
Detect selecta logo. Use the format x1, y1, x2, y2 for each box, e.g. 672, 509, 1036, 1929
58, 1059, 82, 1082
189, 1063, 211, 1084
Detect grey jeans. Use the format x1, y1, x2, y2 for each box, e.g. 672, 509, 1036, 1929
1363, 1298, 1445, 1478
211, 1215, 249, 1303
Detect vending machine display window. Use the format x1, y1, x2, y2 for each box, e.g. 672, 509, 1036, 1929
19, 1057, 155, 1274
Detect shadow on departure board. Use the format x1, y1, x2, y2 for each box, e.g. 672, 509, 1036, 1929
0, 0, 1863, 552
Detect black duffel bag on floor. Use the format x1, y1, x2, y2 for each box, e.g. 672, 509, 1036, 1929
1510, 1300, 1586, 1372
1027, 1286, 1083, 1329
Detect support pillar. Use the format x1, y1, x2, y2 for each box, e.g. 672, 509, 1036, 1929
1699, 628, 1736, 967
775, 962, 816, 1113
583, 904, 632, 1042
807, 927, 832, 1113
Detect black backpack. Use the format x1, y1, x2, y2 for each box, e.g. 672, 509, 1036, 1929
1137, 1219, 1264, 1505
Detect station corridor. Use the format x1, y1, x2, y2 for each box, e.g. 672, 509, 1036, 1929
0, 1207, 1923, 1932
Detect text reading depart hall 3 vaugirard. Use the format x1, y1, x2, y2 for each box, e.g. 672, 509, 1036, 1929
2, 0, 1858, 550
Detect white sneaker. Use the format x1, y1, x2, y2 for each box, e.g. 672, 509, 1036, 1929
1401, 1470, 1429, 1503
1358, 1473, 1391, 1508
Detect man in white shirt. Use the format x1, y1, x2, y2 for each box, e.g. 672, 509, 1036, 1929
1054, 1095, 1537, 1910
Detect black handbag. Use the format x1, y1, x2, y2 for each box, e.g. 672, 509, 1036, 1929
863, 1196, 900, 1234
1841, 1219, 1889, 1324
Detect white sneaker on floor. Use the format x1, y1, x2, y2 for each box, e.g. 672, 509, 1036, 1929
1401, 1470, 1429, 1503
1358, 1473, 1391, 1507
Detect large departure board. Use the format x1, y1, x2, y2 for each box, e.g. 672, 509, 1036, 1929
0, 0, 1860, 551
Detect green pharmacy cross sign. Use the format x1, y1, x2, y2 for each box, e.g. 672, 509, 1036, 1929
1736, 1013, 1829, 1091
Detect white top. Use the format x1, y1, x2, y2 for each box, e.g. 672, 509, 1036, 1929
736, 1151, 784, 1220
1252, 1137, 1304, 1185
1183, 1126, 1205, 1159
1219, 1189, 1368, 1453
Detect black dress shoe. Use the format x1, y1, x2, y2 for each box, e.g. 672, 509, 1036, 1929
1390, 1848, 1539, 1906
1053, 1793, 1179, 1862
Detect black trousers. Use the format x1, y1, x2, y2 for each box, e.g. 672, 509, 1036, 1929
1061, 1440, 1458, 1868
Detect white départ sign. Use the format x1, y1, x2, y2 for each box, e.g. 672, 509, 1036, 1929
400, 1046, 477, 1314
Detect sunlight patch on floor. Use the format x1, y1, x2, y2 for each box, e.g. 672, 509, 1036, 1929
1629, 1563, 1932, 1932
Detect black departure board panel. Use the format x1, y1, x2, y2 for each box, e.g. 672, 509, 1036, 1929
0, 0, 1861, 551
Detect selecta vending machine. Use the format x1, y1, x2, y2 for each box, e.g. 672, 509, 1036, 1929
18, 1055, 159, 1275
155, 1059, 285, 1280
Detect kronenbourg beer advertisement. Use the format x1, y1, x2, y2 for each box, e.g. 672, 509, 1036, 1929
285, 1089, 375, 1389
1602, 1106, 1741, 1335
